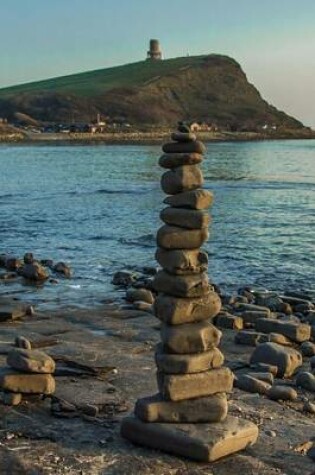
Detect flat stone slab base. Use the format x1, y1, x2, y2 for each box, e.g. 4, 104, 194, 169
121, 414, 258, 462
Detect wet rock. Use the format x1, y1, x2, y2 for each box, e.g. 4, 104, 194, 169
215, 314, 243, 330
0, 369, 55, 394
121, 415, 258, 463
7, 349, 55, 374
5, 257, 22, 272
267, 385, 298, 401
300, 341, 315, 357
160, 207, 210, 230
15, 336, 32, 350
159, 152, 202, 169
303, 401, 315, 414
0, 303, 27, 322
158, 367, 234, 401
155, 248, 208, 274
234, 375, 271, 395
296, 372, 315, 392
154, 291, 221, 325
153, 270, 209, 298
40, 259, 54, 268
157, 225, 209, 250
135, 393, 228, 423
23, 253, 34, 264
250, 342, 302, 378
247, 372, 274, 385
255, 318, 311, 343
0, 391, 22, 406
161, 321, 221, 354
250, 363, 278, 376
155, 344, 224, 374
161, 165, 204, 195
20, 262, 49, 281
162, 141, 206, 155
112, 270, 138, 287
126, 288, 154, 304
133, 301, 153, 313
171, 132, 197, 143
234, 330, 265, 346
239, 310, 273, 325
164, 189, 214, 210
53, 262, 71, 278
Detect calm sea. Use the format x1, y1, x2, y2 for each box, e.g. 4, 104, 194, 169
0, 140, 314, 309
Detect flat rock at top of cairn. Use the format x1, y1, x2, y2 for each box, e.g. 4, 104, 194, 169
121, 123, 258, 462
7, 348, 55, 374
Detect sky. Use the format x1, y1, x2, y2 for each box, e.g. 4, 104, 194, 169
1, 0, 315, 126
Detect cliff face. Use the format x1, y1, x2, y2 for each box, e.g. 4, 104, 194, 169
0, 55, 305, 129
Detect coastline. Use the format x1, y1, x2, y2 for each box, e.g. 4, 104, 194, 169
1, 128, 315, 145
0, 295, 314, 473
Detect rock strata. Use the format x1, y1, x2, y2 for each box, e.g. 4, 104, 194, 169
121, 124, 258, 461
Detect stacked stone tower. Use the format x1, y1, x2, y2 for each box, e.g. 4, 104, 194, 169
121, 125, 258, 462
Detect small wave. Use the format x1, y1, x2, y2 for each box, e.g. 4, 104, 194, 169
119, 233, 156, 248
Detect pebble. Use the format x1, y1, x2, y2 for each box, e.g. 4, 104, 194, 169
267, 385, 298, 401
303, 401, 315, 414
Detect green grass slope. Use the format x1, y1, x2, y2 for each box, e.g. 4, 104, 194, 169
0, 54, 305, 128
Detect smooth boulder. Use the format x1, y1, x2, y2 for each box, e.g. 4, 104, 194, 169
161, 165, 203, 195
160, 207, 210, 229
155, 345, 224, 374
164, 189, 213, 210
153, 270, 209, 298
155, 248, 208, 274
7, 349, 55, 374
250, 342, 302, 378
161, 321, 222, 354
154, 291, 221, 325
159, 153, 202, 169
162, 141, 206, 155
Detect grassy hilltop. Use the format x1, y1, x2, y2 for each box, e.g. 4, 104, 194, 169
0, 54, 306, 129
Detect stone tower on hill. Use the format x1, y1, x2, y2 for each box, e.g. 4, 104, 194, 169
147, 39, 162, 60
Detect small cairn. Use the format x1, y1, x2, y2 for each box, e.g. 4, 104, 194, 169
121, 124, 258, 462
0, 337, 55, 405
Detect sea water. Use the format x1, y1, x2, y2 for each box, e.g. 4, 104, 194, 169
0, 140, 314, 308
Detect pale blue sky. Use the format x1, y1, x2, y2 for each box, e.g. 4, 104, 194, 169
1, 0, 315, 125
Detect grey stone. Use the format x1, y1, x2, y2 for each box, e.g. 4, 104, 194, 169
112, 270, 138, 286
170, 132, 197, 143
250, 342, 302, 378
240, 310, 274, 325
155, 248, 208, 274
126, 288, 154, 304
234, 375, 271, 395
0, 369, 55, 394
159, 152, 202, 169
250, 363, 278, 376
255, 318, 311, 343
0, 304, 27, 322
164, 189, 214, 210
162, 141, 206, 155
1, 391, 22, 406
160, 321, 221, 354
121, 415, 258, 462
234, 330, 266, 347
303, 401, 315, 414
7, 349, 55, 374
153, 270, 209, 298
157, 225, 209, 250
154, 291, 221, 325
158, 367, 234, 401
20, 262, 49, 281
300, 341, 315, 357
155, 344, 224, 374
296, 372, 315, 392
135, 393, 228, 423
161, 165, 203, 195
53, 262, 71, 278
267, 385, 298, 401
15, 336, 32, 350
160, 207, 210, 229
133, 301, 153, 312
247, 372, 274, 385
216, 315, 243, 330
234, 303, 271, 316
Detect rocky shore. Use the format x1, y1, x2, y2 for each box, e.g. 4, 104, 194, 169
1, 128, 315, 146
0, 282, 315, 474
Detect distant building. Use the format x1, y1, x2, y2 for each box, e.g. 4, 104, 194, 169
147, 39, 162, 60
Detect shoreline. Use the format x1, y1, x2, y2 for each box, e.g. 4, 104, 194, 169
1, 129, 315, 146
0, 288, 314, 473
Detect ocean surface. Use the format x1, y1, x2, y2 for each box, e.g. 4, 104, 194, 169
0, 140, 314, 309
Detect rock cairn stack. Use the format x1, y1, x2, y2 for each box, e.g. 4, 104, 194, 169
0, 339, 55, 406
121, 124, 258, 462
